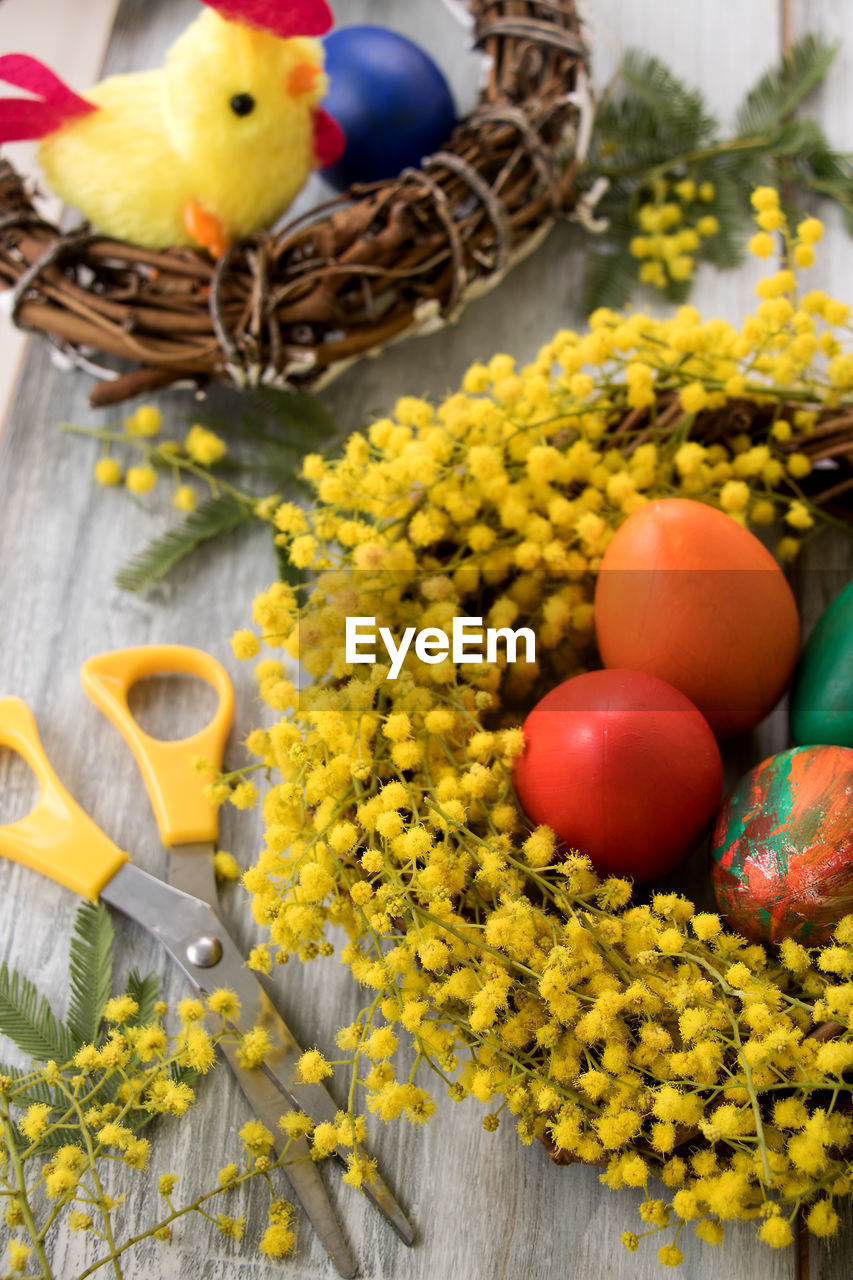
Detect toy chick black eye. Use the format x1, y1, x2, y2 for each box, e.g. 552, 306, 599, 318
230, 93, 255, 117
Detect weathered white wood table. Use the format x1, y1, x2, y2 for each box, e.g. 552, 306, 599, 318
0, 2, 851, 1278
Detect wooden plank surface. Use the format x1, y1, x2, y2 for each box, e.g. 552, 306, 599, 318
0, 3, 851, 1279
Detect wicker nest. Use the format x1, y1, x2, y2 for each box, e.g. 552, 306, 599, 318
614, 394, 853, 520
0, 0, 590, 408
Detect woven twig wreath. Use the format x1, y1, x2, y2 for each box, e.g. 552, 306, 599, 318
0, 0, 590, 407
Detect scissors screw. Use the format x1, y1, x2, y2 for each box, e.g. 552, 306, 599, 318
186, 934, 223, 968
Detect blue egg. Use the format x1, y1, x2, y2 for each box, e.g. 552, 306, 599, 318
322, 26, 457, 190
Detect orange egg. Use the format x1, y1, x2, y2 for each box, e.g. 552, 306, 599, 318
594, 499, 799, 737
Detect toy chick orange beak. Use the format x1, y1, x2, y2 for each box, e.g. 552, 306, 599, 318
288, 62, 322, 97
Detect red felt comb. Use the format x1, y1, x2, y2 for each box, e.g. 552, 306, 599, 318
0, 53, 96, 144
200, 0, 333, 38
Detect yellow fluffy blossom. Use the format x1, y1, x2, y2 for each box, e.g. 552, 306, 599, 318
759, 1216, 793, 1248
806, 1200, 840, 1237
297, 1049, 334, 1083
748, 232, 775, 259
172, 483, 197, 512
232, 630, 261, 660
207, 988, 241, 1020
125, 465, 157, 495
679, 383, 708, 414
239, 1119, 274, 1154
177, 998, 204, 1023
180, 1023, 216, 1073
216, 1214, 245, 1240
229, 780, 258, 810
751, 186, 779, 211
658, 1244, 683, 1266
134, 1024, 167, 1060
259, 1222, 296, 1258
125, 404, 162, 436
214, 850, 241, 881
19, 1104, 51, 1143
797, 217, 824, 245
236, 1027, 272, 1069
103, 995, 139, 1025
184, 425, 227, 466
94, 456, 122, 486
6, 1242, 31, 1275
230, 207, 853, 1272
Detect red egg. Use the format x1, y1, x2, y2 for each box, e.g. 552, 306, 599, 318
594, 499, 800, 737
512, 669, 723, 879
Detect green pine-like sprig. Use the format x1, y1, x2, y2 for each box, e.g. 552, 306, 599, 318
0, 964, 77, 1066
109, 386, 340, 592
67, 900, 114, 1048
115, 491, 250, 592
0, 904, 164, 1154
582, 33, 853, 309
0, 901, 153, 1064
0, 907, 307, 1274
735, 34, 838, 134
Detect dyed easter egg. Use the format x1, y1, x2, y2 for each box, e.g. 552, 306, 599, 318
711, 745, 853, 944
594, 498, 800, 737
512, 669, 723, 879
321, 27, 457, 190
791, 580, 853, 748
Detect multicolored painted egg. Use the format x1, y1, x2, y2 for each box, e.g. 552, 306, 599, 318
594, 498, 800, 737
711, 745, 853, 944
791, 580, 853, 748
321, 26, 457, 190
512, 668, 723, 879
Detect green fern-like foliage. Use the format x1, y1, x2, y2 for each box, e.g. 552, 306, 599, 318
67, 901, 114, 1048
582, 34, 853, 309
594, 50, 717, 170
113, 386, 341, 592
0, 964, 77, 1065
116, 491, 250, 592
125, 969, 160, 1028
202, 386, 340, 489
735, 34, 838, 134
0, 904, 163, 1150
0, 902, 155, 1064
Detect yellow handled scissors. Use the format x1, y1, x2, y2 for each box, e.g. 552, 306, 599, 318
0, 645, 413, 1278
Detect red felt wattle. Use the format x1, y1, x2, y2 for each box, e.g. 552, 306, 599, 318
312, 107, 345, 168
200, 0, 333, 37
0, 53, 96, 143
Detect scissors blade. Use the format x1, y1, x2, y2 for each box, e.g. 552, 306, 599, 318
225, 984, 415, 1249
163, 848, 409, 1249
100, 864, 414, 1253
218, 1037, 359, 1279
211, 956, 415, 1248
166, 841, 220, 914
100, 864, 357, 1277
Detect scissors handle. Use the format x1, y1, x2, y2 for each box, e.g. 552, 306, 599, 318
0, 697, 129, 899
81, 646, 234, 849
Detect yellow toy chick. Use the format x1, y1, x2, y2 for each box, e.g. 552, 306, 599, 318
0, 0, 344, 255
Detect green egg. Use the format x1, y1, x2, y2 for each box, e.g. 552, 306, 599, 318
791, 580, 853, 747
